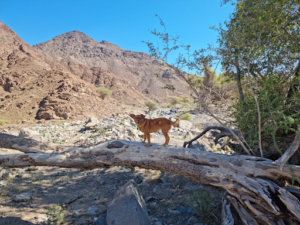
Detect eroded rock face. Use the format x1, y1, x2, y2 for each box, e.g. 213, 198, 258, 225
33, 30, 189, 99
107, 179, 151, 225
0, 22, 152, 123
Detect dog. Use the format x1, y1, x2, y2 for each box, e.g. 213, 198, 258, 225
129, 114, 179, 147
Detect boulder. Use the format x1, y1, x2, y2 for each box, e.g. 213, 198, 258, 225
134, 173, 145, 184
14, 193, 32, 202
94, 214, 107, 225
85, 122, 99, 130
88, 117, 99, 123
107, 179, 151, 225
2, 172, 14, 180
37, 110, 56, 120
0, 180, 7, 187
184, 131, 194, 140
19, 128, 39, 138
179, 120, 193, 131
152, 185, 174, 200
86, 206, 98, 216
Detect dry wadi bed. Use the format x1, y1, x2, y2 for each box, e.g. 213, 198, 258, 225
0, 148, 225, 225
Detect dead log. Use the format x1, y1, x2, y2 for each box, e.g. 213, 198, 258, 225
1, 134, 300, 224
0, 132, 69, 154
183, 126, 238, 147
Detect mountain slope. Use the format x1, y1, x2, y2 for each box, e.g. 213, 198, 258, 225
33, 31, 189, 98
0, 22, 123, 123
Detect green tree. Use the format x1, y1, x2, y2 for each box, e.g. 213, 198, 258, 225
219, 0, 300, 99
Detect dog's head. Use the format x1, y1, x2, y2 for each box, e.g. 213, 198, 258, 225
130, 114, 146, 126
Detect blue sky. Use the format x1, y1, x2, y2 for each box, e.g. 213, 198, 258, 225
0, 0, 235, 73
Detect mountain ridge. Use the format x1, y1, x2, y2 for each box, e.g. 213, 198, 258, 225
0, 22, 151, 123
33, 30, 190, 98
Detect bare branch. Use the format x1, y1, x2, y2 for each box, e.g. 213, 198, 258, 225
276, 125, 300, 170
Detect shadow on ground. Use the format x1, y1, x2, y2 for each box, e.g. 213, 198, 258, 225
0, 142, 224, 224
0, 216, 35, 225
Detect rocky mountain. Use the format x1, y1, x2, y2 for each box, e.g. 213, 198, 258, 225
0, 21, 149, 123
33, 31, 189, 98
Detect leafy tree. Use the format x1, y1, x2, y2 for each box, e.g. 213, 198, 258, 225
143, 1, 300, 157
219, 0, 300, 98
218, 0, 300, 155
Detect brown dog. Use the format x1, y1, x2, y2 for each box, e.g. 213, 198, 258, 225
130, 114, 179, 147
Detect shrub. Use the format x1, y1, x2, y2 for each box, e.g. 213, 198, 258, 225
231, 75, 300, 153
47, 204, 64, 225
30, 95, 35, 98
193, 123, 202, 130
179, 112, 192, 121
97, 87, 113, 99
187, 189, 217, 224
169, 95, 193, 107
145, 101, 158, 111
0, 120, 5, 125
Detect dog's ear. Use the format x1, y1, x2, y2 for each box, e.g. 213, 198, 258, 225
141, 114, 145, 118
129, 114, 135, 119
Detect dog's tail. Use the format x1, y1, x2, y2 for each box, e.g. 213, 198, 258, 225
171, 118, 179, 127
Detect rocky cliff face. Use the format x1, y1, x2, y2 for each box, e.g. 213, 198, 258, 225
0, 22, 190, 124
33, 31, 189, 98
0, 22, 122, 123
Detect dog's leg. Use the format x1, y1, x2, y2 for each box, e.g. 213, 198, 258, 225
146, 133, 151, 147
141, 134, 146, 143
162, 129, 170, 146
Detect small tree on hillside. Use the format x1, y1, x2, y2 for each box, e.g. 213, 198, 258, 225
97, 87, 113, 99
145, 101, 158, 112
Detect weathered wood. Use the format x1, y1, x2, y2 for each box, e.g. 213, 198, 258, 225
276, 125, 300, 170
0, 133, 69, 154
183, 126, 238, 146
228, 196, 259, 225
1, 134, 300, 224
221, 198, 234, 225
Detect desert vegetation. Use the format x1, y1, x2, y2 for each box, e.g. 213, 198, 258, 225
141, 0, 300, 223
145, 100, 158, 112
96, 87, 113, 99
1, 0, 300, 224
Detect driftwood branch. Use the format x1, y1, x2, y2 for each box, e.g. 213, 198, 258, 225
183, 126, 238, 147
171, 65, 253, 155
221, 198, 234, 225
1, 134, 300, 224
276, 125, 300, 170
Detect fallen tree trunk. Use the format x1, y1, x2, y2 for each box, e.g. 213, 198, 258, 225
1, 133, 300, 224
0, 132, 69, 154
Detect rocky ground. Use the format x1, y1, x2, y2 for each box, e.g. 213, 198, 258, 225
0, 108, 233, 225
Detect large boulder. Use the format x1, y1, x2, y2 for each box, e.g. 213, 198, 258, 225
85, 122, 99, 130
37, 110, 57, 120
106, 179, 151, 225
179, 120, 193, 131
88, 117, 99, 123
19, 128, 39, 138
